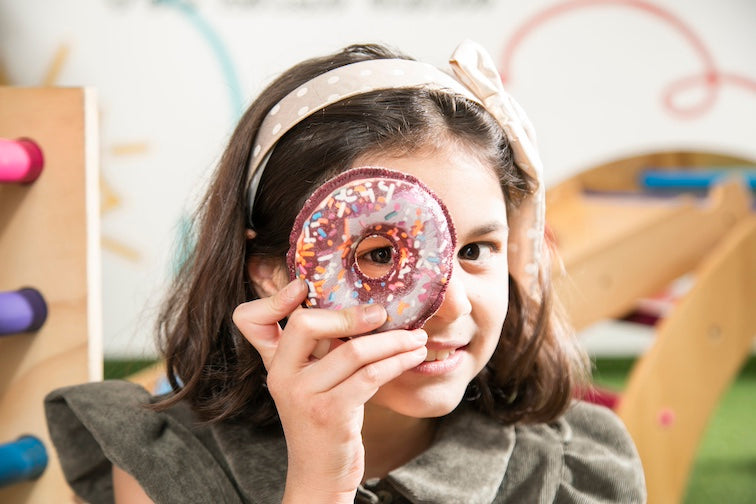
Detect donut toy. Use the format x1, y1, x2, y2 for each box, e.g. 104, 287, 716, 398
287, 167, 456, 331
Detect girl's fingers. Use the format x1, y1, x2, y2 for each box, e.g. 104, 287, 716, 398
331, 345, 429, 407
271, 303, 389, 368
304, 329, 428, 391
233, 280, 390, 370
232, 278, 308, 365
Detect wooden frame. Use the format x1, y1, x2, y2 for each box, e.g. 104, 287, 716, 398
548, 151, 755, 503
617, 216, 755, 503
549, 152, 753, 330
0, 87, 101, 503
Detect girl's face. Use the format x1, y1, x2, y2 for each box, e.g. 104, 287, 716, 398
354, 144, 510, 418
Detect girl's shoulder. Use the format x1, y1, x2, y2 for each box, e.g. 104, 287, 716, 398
45, 380, 287, 504
506, 400, 647, 503
380, 401, 645, 504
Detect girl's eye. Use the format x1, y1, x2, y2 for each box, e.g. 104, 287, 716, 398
355, 235, 395, 278
356, 247, 394, 278
458, 243, 495, 261
366, 247, 393, 264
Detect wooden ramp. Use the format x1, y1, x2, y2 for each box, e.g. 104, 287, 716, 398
617, 216, 755, 504
548, 152, 753, 330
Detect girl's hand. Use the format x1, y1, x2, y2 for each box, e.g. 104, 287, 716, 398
232, 279, 428, 504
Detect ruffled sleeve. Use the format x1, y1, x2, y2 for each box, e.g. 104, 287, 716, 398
44, 381, 243, 504
555, 401, 646, 503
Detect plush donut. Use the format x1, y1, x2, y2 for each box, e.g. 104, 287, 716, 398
287, 167, 456, 331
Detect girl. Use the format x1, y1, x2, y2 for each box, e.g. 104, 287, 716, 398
46, 40, 646, 503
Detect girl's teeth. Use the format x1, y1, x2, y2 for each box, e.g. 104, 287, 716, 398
424, 349, 454, 362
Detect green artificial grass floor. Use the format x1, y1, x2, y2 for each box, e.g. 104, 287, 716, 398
105, 356, 756, 503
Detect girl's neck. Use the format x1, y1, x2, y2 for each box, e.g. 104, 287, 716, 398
361, 403, 437, 481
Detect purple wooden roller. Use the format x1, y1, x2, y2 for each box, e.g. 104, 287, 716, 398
0, 288, 48, 335
0, 138, 44, 183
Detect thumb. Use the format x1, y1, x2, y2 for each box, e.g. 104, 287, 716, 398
232, 278, 308, 367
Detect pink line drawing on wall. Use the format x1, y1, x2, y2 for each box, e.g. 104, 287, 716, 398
499, 0, 756, 119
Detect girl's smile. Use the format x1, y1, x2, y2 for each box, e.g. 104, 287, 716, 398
413, 343, 466, 375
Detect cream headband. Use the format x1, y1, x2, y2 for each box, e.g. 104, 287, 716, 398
246, 40, 546, 297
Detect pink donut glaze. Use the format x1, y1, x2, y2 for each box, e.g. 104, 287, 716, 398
287, 167, 456, 331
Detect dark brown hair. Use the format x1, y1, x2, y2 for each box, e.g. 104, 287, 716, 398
153, 43, 588, 425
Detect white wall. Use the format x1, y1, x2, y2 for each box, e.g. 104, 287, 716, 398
1, 0, 754, 357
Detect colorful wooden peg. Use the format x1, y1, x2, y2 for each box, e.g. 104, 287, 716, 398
0, 288, 48, 335
0, 436, 48, 487
0, 138, 44, 183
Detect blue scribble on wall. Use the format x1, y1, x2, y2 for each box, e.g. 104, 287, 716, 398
156, 0, 245, 121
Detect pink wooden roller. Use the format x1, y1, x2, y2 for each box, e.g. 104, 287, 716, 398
0, 138, 44, 183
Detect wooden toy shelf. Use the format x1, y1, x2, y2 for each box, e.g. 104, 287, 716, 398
0, 87, 101, 503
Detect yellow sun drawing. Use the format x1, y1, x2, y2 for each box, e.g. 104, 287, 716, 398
16, 42, 145, 262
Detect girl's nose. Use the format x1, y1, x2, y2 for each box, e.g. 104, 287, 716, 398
433, 265, 472, 322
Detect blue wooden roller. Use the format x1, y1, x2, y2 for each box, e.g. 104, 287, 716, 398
0, 436, 48, 487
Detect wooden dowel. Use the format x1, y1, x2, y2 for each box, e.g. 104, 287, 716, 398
0, 436, 48, 487
0, 288, 48, 335
0, 138, 44, 183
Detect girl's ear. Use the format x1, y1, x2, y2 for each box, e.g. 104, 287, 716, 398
247, 256, 289, 298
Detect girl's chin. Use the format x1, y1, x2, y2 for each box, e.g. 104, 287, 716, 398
369, 386, 467, 419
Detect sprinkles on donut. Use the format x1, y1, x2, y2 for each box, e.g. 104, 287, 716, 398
287, 166, 456, 331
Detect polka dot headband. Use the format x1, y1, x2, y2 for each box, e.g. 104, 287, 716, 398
246, 39, 546, 297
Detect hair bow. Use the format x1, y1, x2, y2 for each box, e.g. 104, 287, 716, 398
449, 40, 547, 298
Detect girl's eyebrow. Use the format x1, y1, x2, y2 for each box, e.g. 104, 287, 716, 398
465, 221, 509, 238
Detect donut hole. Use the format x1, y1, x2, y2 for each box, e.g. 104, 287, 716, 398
354, 234, 396, 280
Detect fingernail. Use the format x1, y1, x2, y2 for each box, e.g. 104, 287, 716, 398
363, 304, 385, 324
412, 329, 428, 343
412, 346, 428, 359
283, 279, 306, 300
